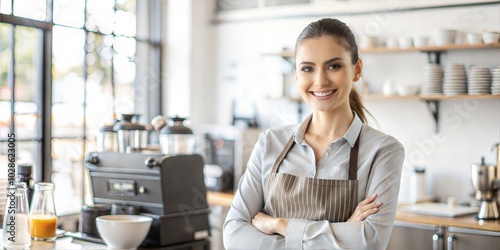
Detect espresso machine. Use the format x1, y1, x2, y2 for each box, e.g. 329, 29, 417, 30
85, 152, 211, 248
471, 144, 500, 220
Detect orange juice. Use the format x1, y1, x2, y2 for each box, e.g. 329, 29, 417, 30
30, 215, 57, 239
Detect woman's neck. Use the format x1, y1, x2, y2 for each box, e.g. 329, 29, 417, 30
308, 106, 354, 141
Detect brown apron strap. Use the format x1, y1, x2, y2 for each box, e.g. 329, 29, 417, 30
271, 135, 295, 173
348, 135, 360, 180
272, 131, 361, 178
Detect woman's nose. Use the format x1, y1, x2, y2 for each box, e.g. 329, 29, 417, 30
314, 70, 329, 87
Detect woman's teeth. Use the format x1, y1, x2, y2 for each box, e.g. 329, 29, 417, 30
312, 90, 336, 97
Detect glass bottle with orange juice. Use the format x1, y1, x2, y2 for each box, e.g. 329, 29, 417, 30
29, 182, 57, 241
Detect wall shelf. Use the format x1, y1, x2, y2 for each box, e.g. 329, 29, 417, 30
363, 94, 500, 101
359, 43, 500, 54
364, 94, 500, 132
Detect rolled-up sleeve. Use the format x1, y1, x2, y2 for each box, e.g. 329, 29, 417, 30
223, 131, 286, 250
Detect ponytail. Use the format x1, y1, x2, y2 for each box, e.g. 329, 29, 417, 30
349, 87, 370, 124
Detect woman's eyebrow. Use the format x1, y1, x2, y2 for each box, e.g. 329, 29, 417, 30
323, 57, 343, 65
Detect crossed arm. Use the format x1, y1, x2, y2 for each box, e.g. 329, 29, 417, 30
251, 194, 383, 236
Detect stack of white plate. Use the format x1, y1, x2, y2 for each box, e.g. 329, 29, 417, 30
0, 178, 8, 215
421, 63, 443, 96
467, 66, 491, 95
492, 66, 500, 95
443, 63, 467, 96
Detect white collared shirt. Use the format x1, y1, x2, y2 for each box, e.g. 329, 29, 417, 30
223, 113, 405, 250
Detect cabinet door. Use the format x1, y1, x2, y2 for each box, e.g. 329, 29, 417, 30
447, 227, 500, 250
388, 221, 437, 250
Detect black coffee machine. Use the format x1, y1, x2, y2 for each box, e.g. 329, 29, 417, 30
85, 152, 211, 248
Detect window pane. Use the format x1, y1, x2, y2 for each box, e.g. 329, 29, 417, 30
51, 139, 83, 215
0, 141, 39, 179
86, 33, 114, 135
0, 23, 11, 101
114, 0, 136, 37
52, 104, 84, 138
0, 101, 11, 139
13, 0, 47, 21
15, 102, 39, 140
53, 26, 85, 104
113, 36, 136, 114
14, 114, 38, 139
53, 0, 85, 28
15, 26, 40, 102
0, 0, 12, 14
86, 0, 114, 34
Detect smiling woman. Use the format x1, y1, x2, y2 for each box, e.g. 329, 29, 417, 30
223, 18, 405, 250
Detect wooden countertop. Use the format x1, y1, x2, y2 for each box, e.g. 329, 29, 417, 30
396, 210, 500, 232
207, 191, 234, 207
207, 191, 500, 232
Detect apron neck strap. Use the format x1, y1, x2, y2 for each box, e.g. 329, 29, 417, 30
271, 132, 361, 180
348, 135, 360, 180
271, 136, 295, 173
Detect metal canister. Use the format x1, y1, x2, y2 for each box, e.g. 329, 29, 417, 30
114, 114, 147, 153
97, 124, 118, 152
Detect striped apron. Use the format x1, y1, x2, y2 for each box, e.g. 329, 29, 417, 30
263, 134, 360, 222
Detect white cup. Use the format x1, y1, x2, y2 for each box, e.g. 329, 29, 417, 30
467, 33, 483, 45
398, 37, 413, 49
413, 36, 429, 48
432, 29, 457, 46
359, 36, 377, 49
386, 38, 399, 48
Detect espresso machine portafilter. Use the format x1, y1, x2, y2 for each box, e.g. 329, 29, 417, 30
471, 144, 500, 220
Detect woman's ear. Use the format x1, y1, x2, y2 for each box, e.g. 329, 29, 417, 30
353, 59, 363, 82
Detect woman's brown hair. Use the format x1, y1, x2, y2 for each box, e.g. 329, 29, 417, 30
295, 18, 370, 123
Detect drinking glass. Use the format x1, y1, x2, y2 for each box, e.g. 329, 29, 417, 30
2, 182, 31, 249
29, 182, 57, 241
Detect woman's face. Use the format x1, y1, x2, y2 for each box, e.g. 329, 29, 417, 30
295, 36, 361, 113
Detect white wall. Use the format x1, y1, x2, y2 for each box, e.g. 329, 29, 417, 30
168, 1, 500, 204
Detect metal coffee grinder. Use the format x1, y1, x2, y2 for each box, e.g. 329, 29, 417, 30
471, 143, 500, 220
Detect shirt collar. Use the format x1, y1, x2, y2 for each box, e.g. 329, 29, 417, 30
294, 112, 362, 147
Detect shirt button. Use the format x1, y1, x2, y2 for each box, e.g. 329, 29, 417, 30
325, 152, 329, 156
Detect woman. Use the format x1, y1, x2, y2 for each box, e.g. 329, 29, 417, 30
223, 18, 404, 250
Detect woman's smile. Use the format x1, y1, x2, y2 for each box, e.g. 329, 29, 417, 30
310, 89, 338, 99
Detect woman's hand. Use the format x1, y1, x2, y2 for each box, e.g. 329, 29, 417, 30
347, 194, 382, 222
252, 212, 289, 236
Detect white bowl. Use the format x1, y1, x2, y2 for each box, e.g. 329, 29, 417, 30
467, 33, 483, 45
96, 215, 152, 250
413, 36, 429, 48
432, 29, 457, 46
398, 37, 413, 49
385, 38, 399, 48
482, 32, 499, 44
397, 85, 420, 96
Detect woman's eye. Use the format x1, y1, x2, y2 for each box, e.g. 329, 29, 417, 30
301, 66, 313, 72
327, 64, 341, 70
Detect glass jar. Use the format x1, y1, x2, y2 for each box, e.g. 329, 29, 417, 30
159, 116, 195, 155
97, 124, 118, 152
114, 114, 147, 153
30, 182, 57, 241
2, 182, 31, 249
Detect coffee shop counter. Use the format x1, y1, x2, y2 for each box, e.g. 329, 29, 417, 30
395, 210, 500, 232
0, 229, 104, 249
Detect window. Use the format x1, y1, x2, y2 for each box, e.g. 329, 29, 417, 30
0, 0, 162, 215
